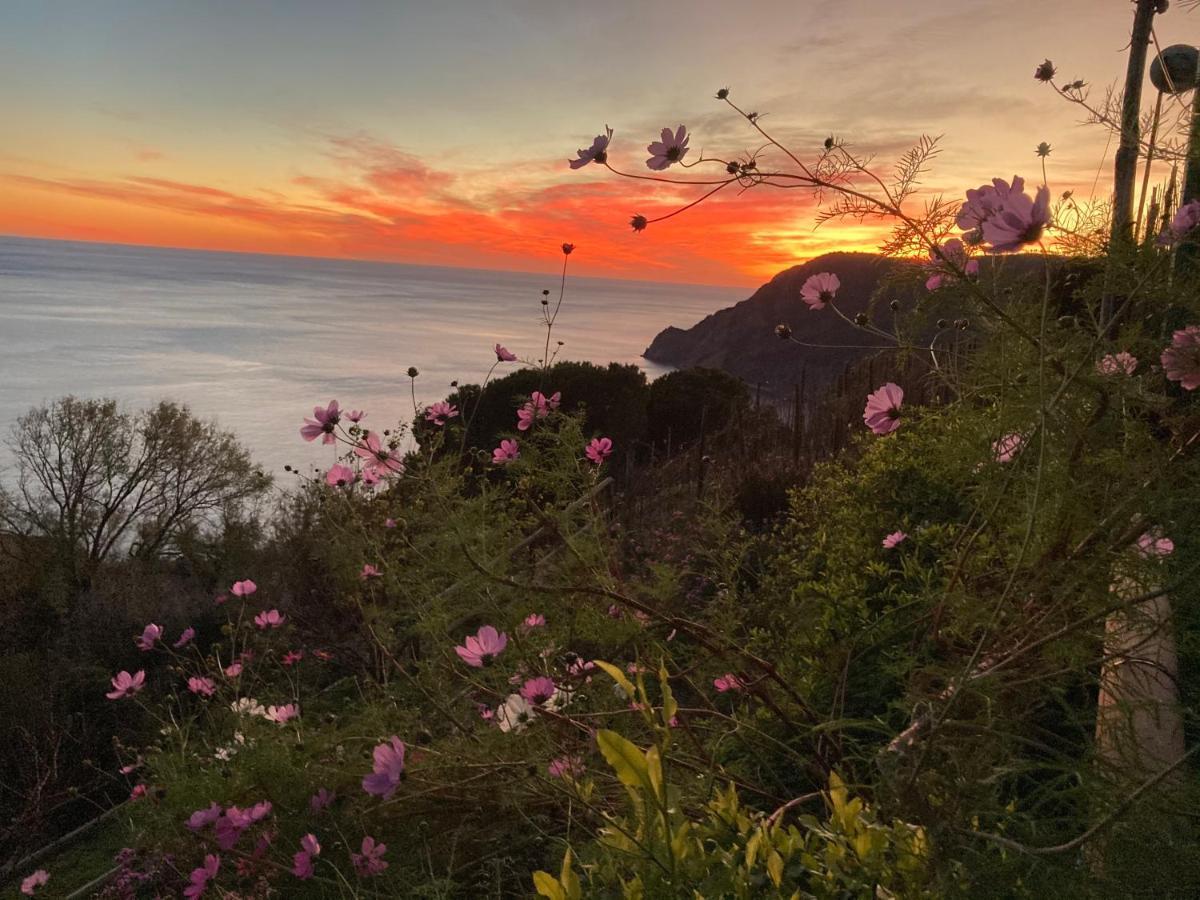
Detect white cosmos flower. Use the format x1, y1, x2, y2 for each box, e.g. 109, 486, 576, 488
496, 694, 537, 733
230, 697, 267, 718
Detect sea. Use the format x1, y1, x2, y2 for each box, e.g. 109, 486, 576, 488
0, 236, 743, 478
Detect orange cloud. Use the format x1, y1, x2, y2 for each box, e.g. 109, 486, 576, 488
0, 133, 1096, 285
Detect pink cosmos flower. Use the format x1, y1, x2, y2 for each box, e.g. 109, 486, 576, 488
292, 834, 321, 879
1168, 199, 1200, 242
1136, 530, 1175, 558
925, 238, 980, 290
224, 662, 242, 678
231, 580, 257, 598
454, 625, 508, 667
186, 802, 222, 831
214, 592, 229, 605
585, 436, 613, 464
520, 676, 557, 706
129, 784, 148, 801
566, 658, 596, 678
979, 180, 1052, 252
1162, 325, 1200, 390
188, 677, 216, 697
183, 854, 219, 900
495, 343, 518, 362
863, 383, 904, 435
956, 175, 1026, 232
424, 401, 459, 426
283, 650, 304, 666
800, 272, 840, 310
1096, 352, 1138, 376
713, 673, 744, 693
384, 517, 397, 528
993, 432, 1026, 462
569, 126, 613, 169
522, 613, 546, 631
173, 627, 196, 649
516, 391, 560, 431
478, 703, 495, 721
352, 836, 389, 876
106, 670, 145, 700
548, 756, 584, 780
882, 531, 907, 549
362, 736, 406, 798
265, 703, 299, 724
214, 803, 271, 851
354, 432, 404, 476
135, 623, 163, 651
360, 467, 382, 487
119, 757, 142, 774
300, 401, 341, 444
492, 438, 520, 464
325, 463, 355, 487
20, 870, 50, 896
310, 788, 335, 813
359, 563, 382, 581
254, 609, 285, 630
346, 409, 366, 422
646, 125, 690, 170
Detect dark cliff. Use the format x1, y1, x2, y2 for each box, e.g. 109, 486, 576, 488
643, 253, 914, 401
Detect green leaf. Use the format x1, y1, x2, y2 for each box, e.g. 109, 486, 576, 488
561, 848, 582, 900
658, 662, 678, 725
593, 659, 636, 699
645, 744, 664, 803
596, 729, 651, 791
767, 849, 784, 887
533, 870, 566, 900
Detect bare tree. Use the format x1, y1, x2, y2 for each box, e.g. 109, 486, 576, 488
0, 397, 270, 584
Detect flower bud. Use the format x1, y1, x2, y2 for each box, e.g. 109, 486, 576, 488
407, 367, 419, 378
774, 323, 792, 339
561, 242, 575, 255
889, 299, 900, 311
854, 312, 869, 326
726, 160, 740, 175
937, 318, 949, 329
715, 87, 729, 100
824, 135, 834, 149
630, 214, 648, 232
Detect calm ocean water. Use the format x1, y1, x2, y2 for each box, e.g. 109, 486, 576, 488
0, 236, 742, 477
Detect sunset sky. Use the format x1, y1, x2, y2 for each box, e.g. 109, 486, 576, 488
1, 1, 1192, 286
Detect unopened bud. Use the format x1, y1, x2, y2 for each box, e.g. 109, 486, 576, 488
937, 318, 949, 329
854, 312, 869, 326
774, 323, 792, 339
407, 367, 419, 378
715, 87, 729, 100
889, 299, 900, 311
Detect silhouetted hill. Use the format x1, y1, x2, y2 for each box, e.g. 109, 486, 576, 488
644, 252, 913, 401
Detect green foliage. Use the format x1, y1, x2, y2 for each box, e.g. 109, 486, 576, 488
645, 366, 749, 450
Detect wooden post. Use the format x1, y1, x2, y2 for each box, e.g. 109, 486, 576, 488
1134, 91, 1164, 240
1104, 0, 1159, 324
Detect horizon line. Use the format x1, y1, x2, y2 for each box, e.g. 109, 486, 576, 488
0, 232, 764, 293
